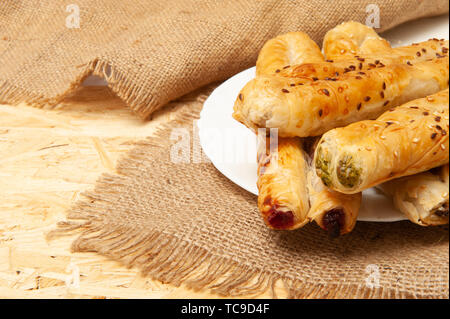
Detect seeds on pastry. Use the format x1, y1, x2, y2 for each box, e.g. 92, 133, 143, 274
238, 93, 243, 101
435, 116, 441, 122
382, 82, 386, 90
322, 89, 330, 96
281, 88, 290, 93
364, 96, 371, 102
357, 103, 362, 111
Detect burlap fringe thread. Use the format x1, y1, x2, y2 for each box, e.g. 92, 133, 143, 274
46, 86, 424, 299
0, 60, 160, 118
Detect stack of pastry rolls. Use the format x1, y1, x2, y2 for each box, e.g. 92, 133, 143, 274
233, 22, 449, 236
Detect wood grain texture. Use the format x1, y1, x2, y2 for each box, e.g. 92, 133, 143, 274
0, 86, 284, 298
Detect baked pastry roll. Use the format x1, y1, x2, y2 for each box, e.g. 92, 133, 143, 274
377, 164, 449, 226
233, 57, 449, 137
323, 21, 390, 59
257, 135, 310, 230
280, 39, 449, 81
315, 89, 449, 194
256, 32, 324, 76
256, 32, 320, 230
304, 139, 362, 236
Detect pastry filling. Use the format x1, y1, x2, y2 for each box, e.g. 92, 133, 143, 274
322, 208, 345, 238
315, 147, 332, 186
434, 202, 449, 218
267, 209, 294, 229
337, 154, 361, 189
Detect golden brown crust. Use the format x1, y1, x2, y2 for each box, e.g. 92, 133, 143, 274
256, 32, 324, 76
233, 57, 449, 137
315, 89, 449, 194
323, 21, 390, 59
280, 39, 449, 81
257, 136, 310, 230
378, 164, 449, 226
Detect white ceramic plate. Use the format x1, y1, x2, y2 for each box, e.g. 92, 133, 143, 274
197, 15, 449, 222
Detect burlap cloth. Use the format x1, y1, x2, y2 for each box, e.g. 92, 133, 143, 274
1, 1, 449, 298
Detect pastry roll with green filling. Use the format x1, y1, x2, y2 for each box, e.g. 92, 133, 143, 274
315, 89, 449, 194
233, 57, 449, 137
304, 139, 362, 236
377, 164, 449, 226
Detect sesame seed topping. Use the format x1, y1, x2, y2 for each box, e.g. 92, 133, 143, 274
443, 47, 449, 54
383, 100, 390, 106
427, 97, 435, 102
283, 65, 290, 69
238, 93, 243, 101
441, 144, 446, 150
275, 69, 280, 73
322, 88, 330, 96
318, 109, 323, 117
312, 77, 318, 81
416, 51, 421, 57
357, 103, 362, 111
435, 116, 441, 122
407, 61, 413, 66
394, 151, 399, 157
380, 91, 385, 98
442, 131, 447, 136
423, 111, 429, 116
382, 82, 386, 90
431, 133, 437, 139
380, 135, 386, 140
364, 96, 371, 102
412, 138, 420, 143
282, 88, 290, 93
290, 83, 295, 87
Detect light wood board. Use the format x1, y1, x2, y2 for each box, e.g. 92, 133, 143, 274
0, 86, 284, 299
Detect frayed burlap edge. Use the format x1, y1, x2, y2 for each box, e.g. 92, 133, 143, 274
0, 60, 162, 118
45, 91, 430, 299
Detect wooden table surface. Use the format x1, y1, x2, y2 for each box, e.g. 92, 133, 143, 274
0, 86, 283, 298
